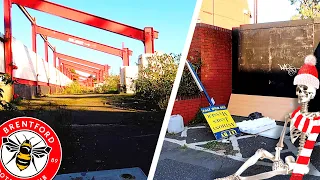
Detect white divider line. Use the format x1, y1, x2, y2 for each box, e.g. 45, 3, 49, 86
236, 134, 257, 140
181, 128, 188, 137
187, 126, 207, 129
163, 137, 273, 167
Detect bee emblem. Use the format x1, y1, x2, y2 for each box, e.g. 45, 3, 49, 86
2, 134, 51, 172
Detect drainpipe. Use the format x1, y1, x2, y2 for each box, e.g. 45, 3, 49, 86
254, 0, 258, 24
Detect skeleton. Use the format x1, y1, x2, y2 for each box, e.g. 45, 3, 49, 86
215, 56, 320, 180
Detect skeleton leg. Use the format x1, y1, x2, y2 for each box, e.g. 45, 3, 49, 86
234, 148, 276, 176
214, 149, 285, 180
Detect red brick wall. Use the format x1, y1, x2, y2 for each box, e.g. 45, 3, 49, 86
171, 97, 202, 125
171, 23, 232, 125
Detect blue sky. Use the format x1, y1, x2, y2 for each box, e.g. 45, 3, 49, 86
0, 0, 197, 75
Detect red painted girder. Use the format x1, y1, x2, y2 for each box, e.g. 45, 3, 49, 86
56, 53, 104, 69
12, 0, 158, 41
35, 25, 132, 57
4, 0, 13, 76
62, 62, 100, 74
69, 72, 87, 79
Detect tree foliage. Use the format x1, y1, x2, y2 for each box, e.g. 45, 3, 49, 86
290, 0, 320, 19
135, 53, 179, 110
176, 55, 202, 98
0, 74, 19, 111
95, 75, 120, 94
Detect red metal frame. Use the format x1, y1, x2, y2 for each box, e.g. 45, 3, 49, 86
12, 0, 158, 53
34, 25, 132, 66
63, 63, 98, 87
56, 53, 105, 70
63, 64, 98, 76
4, 0, 13, 78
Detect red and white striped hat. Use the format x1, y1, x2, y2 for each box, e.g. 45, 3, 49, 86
294, 55, 319, 89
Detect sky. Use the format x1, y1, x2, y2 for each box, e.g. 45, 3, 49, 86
247, 0, 298, 24
0, 0, 197, 75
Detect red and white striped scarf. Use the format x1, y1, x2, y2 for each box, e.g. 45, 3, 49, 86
290, 107, 320, 180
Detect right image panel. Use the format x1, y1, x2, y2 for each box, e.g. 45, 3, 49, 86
152, 0, 320, 179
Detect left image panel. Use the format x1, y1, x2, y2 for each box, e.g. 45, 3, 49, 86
0, 0, 197, 179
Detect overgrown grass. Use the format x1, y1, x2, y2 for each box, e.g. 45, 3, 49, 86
203, 141, 239, 155
62, 81, 92, 95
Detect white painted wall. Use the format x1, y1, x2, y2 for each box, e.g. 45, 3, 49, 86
120, 66, 138, 94
0, 33, 72, 86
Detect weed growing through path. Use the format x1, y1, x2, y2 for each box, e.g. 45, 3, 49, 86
203, 141, 239, 156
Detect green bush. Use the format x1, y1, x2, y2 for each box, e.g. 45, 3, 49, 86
189, 109, 207, 125
62, 81, 90, 94
95, 75, 120, 94
135, 53, 179, 110
177, 55, 202, 98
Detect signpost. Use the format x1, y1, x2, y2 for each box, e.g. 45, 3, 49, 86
186, 60, 240, 139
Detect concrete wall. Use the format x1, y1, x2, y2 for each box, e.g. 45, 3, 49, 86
198, 0, 251, 30
232, 18, 320, 111
232, 19, 320, 98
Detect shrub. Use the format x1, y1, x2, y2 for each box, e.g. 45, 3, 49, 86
177, 55, 202, 98
189, 109, 207, 125
95, 75, 120, 94
135, 53, 179, 110
62, 81, 90, 94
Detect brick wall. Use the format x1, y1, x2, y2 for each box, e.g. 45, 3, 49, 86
172, 23, 232, 124
171, 97, 202, 125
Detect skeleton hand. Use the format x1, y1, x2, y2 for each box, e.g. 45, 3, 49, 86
272, 159, 288, 171
285, 114, 291, 121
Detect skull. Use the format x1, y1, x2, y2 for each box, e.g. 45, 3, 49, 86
296, 84, 316, 103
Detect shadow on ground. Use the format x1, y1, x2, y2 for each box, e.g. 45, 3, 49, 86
0, 94, 165, 175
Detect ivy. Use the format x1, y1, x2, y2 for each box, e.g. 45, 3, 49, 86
0, 73, 19, 111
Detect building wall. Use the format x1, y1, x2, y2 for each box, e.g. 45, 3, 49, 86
232, 18, 320, 112
198, 0, 251, 30
0, 33, 72, 99
172, 23, 232, 124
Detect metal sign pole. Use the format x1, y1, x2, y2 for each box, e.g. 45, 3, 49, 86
185, 60, 214, 106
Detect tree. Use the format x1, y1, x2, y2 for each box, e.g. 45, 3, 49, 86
290, 0, 320, 19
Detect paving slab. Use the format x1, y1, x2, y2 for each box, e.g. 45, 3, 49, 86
186, 127, 215, 144
165, 132, 186, 141
54, 167, 147, 180
310, 146, 320, 171
155, 141, 318, 180
238, 136, 288, 158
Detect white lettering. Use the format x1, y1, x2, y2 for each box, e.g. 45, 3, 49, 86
35, 123, 39, 129
3, 128, 8, 134
8, 124, 14, 131
39, 127, 45, 133
44, 131, 50, 138
0, 173, 4, 178
29, 121, 34, 128
22, 121, 27, 128
15, 122, 20, 128
48, 137, 54, 143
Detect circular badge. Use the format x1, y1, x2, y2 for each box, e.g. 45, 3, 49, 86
0, 117, 62, 180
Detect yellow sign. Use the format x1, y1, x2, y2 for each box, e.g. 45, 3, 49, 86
202, 108, 237, 133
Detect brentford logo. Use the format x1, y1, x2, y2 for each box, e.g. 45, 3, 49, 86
0, 117, 62, 180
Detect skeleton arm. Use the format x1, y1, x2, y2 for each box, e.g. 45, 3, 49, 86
275, 114, 291, 160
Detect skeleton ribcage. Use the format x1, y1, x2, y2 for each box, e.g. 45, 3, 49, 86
290, 124, 302, 144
